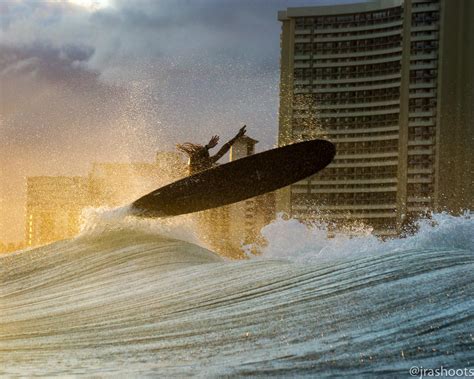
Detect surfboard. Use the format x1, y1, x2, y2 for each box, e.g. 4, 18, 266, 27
131, 139, 335, 217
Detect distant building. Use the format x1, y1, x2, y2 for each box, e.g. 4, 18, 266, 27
155, 151, 187, 182
89, 162, 163, 207
89, 151, 186, 207
25, 176, 91, 246
0, 241, 26, 254
200, 136, 276, 258
227, 137, 276, 250
278, 0, 474, 235
25, 152, 187, 247
24, 145, 275, 253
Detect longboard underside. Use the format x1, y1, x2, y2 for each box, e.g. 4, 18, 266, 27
131, 139, 335, 217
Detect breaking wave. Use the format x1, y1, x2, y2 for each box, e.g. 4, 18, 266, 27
1, 210, 472, 377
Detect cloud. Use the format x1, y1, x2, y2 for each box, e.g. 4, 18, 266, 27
0, 0, 363, 241
2, 0, 363, 82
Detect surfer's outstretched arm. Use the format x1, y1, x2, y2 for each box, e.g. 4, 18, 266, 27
210, 125, 246, 163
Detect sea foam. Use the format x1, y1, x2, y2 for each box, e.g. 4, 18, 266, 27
247, 211, 473, 264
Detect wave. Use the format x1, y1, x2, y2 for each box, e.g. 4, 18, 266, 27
0, 211, 472, 377
248, 211, 474, 263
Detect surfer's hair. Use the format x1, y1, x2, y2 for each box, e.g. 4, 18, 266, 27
176, 142, 205, 156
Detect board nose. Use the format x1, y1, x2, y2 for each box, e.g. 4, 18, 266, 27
324, 139, 336, 161
304, 139, 336, 166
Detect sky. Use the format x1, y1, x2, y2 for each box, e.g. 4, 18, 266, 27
0, 0, 362, 242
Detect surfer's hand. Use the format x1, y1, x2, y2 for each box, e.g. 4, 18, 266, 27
207, 135, 219, 149
237, 125, 246, 138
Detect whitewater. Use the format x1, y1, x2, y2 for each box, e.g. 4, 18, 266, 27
1, 210, 473, 377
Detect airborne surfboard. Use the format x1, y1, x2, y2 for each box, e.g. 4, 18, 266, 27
131, 139, 335, 217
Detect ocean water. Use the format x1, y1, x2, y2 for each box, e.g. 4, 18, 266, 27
0, 210, 473, 377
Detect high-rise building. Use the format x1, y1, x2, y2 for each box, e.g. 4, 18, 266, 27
278, 0, 473, 235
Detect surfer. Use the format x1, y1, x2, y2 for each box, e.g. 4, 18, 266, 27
177, 125, 247, 174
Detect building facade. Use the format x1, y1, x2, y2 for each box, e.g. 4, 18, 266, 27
89, 162, 165, 207
198, 136, 276, 258
25, 152, 186, 247
25, 176, 91, 246
227, 137, 276, 253
278, 0, 473, 235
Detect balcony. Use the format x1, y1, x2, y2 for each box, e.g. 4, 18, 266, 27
407, 196, 431, 202
408, 91, 436, 99
294, 54, 311, 60
336, 152, 399, 160
315, 108, 400, 118
294, 62, 311, 68
408, 139, 434, 146
411, 25, 438, 33
310, 178, 397, 185
329, 160, 399, 168
330, 133, 399, 142
407, 148, 434, 155
313, 46, 402, 60
308, 186, 398, 194
408, 110, 436, 117
311, 20, 403, 35
294, 37, 311, 43
407, 178, 433, 183
409, 82, 437, 89
412, 3, 440, 13
410, 53, 438, 60
312, 55, 401, 68
310, 81, 400, 93
407, 168, 433, 174
307, 204, 397, 210
410, 62, 438, 70
312, 73, 401, 85
314, 99, 400, 110
411, 34, 439, 42
294, 29, 311, 35
314, 29, 402, 42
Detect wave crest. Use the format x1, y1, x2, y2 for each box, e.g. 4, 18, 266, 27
78, 205, 202, 246
247, 212, 473, 263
